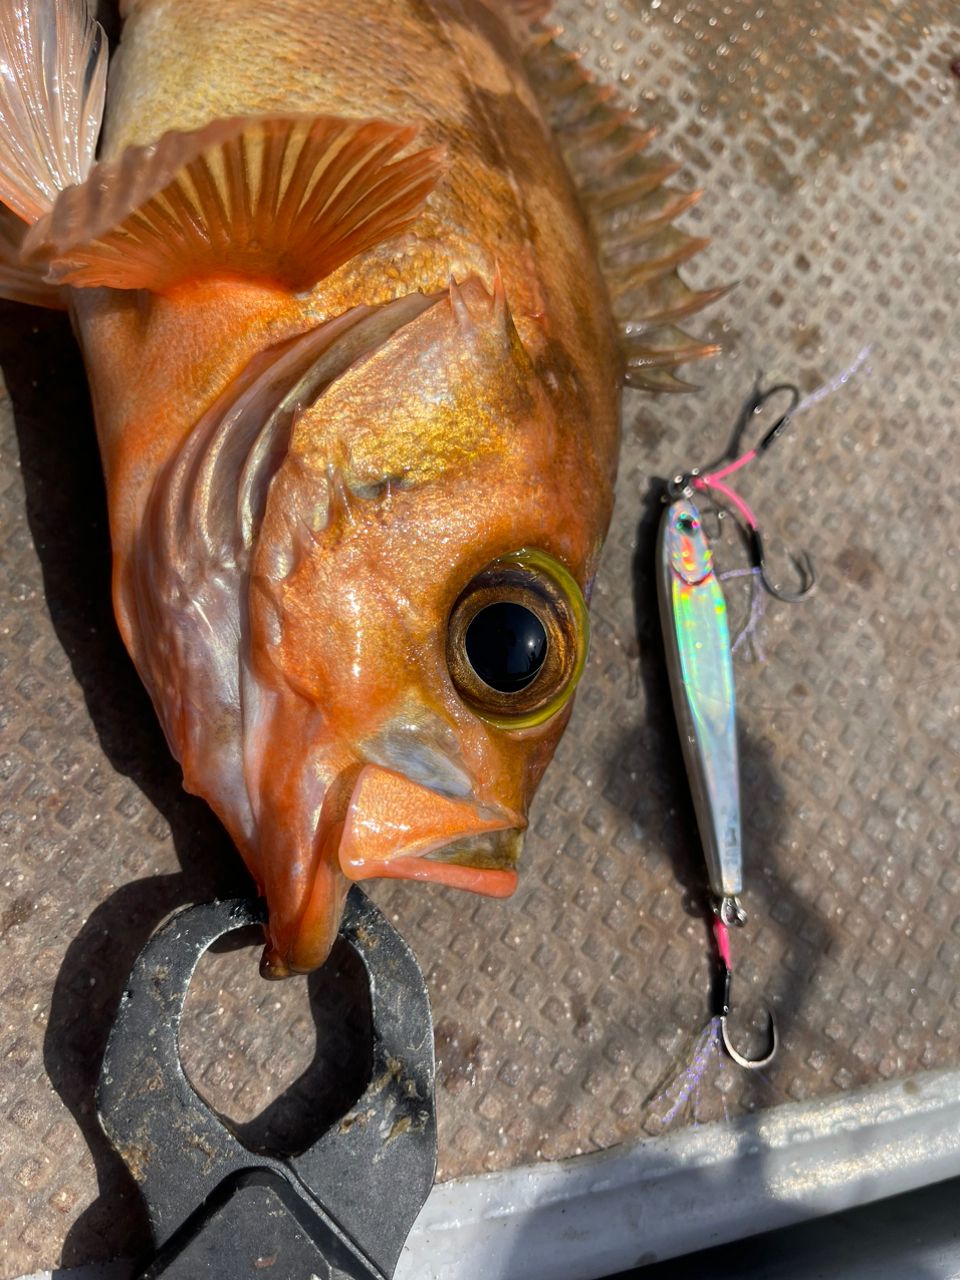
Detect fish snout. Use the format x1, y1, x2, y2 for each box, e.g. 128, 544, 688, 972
338, 764, 523, 896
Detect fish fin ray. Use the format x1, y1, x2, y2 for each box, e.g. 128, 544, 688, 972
0, 205, 65, 307
493, 0, 554, 37
24, 114, 446, 292
520, 25, 725, 386
624, 367, 702, 394
622, 324, 721, 373
618, 278, 733, 331
0, 0, 106, 224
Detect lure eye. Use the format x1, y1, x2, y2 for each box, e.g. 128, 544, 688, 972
677, 512, 699, 532
446, 549, 589, 729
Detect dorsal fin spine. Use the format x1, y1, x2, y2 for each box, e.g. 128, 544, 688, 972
515, 15, 726, 389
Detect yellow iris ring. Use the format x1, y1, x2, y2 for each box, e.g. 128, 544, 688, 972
452, 548, 589, 731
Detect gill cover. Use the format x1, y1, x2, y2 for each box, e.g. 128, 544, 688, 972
129, 273, 606, 975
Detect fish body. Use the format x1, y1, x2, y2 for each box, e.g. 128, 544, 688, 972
0, 0, 717, 973
81, 0, 620, 527
657, 497, 742, 902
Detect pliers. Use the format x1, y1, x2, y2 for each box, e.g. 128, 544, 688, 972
98, 887, 436, 1279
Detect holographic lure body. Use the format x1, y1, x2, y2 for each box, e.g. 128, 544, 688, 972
657, 496, 743, 918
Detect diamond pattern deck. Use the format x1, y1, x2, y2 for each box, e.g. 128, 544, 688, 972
1, 1, 958, 1274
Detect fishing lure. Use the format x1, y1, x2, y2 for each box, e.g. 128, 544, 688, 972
657, 381, 814, 1068
0, 0, 722, 975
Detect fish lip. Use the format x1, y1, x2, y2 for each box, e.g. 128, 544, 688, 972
420, 827, 523, 871
336, 764, 524, 897
340, 823, 524, 898
345, 853, 520, 898
407, 826, 524, 896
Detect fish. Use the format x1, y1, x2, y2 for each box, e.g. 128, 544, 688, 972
0, 0, 720, 976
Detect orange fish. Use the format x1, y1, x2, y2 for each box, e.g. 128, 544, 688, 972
0, 0, 719, 975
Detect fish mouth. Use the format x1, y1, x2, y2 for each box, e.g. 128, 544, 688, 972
337, 764, 523, 897
422, 829, 521, 870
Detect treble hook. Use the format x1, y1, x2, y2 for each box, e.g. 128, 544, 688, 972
713, 904, 778, 1070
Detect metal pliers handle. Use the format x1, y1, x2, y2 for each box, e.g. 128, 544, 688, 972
98, 888, 436, 1279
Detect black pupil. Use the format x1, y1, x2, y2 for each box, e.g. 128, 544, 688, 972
465, 602, 548, 693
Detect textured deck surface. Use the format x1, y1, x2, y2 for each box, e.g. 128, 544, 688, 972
1, 1, 959, 1274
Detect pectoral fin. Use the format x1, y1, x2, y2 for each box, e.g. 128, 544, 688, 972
23, 114, 446, 293
0, 206, 65, 308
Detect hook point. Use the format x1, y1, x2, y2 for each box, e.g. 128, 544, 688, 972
763, 549, 816, 602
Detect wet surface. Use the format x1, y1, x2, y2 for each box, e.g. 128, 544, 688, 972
1, 0, 959, 1273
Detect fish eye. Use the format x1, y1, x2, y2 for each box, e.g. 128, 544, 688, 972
446, 549, 589, 729
465, 602, 548, 693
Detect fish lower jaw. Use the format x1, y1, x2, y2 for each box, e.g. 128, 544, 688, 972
261, 767, 525, 976
339, 828, 522, 898
264, 826, 521, 978
334, 763, 524, 897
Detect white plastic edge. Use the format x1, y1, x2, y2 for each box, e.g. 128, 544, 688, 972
396, 1066, 960, 1280
17, 1067, 960, 1280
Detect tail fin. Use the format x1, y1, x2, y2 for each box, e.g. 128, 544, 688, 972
0, 0, 106, 305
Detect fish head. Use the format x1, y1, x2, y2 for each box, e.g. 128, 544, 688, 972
244, 276, 616, 974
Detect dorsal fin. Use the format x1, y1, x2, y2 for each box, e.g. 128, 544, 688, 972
0, 0, 106, 224
515, 18, 724, 389
23, 114, 446, 293
497, 0, 554, 31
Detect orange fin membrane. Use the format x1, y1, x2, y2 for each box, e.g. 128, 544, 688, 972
24, 114, 446, 293
0, 0, 105, 306
516, 19, 725, 390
